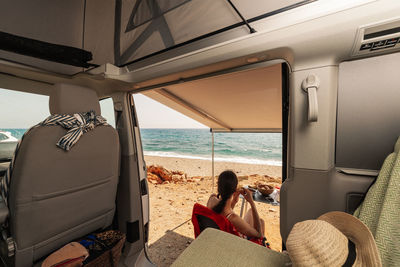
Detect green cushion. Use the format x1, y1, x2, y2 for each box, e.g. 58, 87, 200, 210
354, 149, 400, 266
394, 136, 400, 153
172, 228, 291, 267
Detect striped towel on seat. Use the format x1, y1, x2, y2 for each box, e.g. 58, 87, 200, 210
0, 111, 108, 207
41, 111, 107, 151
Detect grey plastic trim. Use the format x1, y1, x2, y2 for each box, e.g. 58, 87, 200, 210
336, 53, 400, 170
280, 167, 375, 242
337, 168, 379, 177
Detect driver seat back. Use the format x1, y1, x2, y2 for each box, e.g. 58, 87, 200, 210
7, 84, 120, 266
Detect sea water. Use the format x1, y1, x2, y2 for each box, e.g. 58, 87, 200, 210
2, 128, 282, 166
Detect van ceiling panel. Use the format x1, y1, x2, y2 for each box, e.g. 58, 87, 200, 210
0, 0, 85, 75
143, 64, 282, 131
0, 0, 310, 75
230, 0, 305, 19
113, 0, 307, 66
4, 0, 396, 79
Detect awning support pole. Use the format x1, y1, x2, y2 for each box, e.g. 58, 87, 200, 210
226, 0, 256, 34
212, 130, 215, 193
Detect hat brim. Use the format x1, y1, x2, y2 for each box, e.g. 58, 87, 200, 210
318, 211, 381, 267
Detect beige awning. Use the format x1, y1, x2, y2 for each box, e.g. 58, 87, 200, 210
142, 63, 282, 132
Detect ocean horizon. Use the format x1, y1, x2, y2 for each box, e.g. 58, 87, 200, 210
1, 128, 282, 166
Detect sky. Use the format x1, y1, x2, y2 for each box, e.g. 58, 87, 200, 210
0, 88, 50, 128
133, 94, 206, 129
0, 88, 206, 129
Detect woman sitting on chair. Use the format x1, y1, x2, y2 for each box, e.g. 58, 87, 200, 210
207, 170, 266, 246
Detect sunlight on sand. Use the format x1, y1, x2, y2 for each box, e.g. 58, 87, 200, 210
145, 155, 282, 267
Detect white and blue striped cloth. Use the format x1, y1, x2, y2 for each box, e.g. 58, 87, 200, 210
42, 111, 108, 151
0, 111, 108, 207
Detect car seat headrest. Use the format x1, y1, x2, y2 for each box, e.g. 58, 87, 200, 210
49, 84, 101, 115
395, 136, 400, 153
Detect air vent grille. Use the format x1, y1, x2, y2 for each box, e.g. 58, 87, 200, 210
352, 17, 400, 57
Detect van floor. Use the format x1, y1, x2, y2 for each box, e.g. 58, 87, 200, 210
145, 156, 282, 267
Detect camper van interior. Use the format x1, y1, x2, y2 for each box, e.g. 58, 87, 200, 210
0, 0, 400, 266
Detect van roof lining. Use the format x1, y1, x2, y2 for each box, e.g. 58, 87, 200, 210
120, 0, 316, 68
0, 31, 96, 68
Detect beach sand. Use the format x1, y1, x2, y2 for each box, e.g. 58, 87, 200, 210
145, 155, 282, 178
145, 155, 282, 267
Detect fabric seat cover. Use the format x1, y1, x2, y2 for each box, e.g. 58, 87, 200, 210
8, 84, 119, 266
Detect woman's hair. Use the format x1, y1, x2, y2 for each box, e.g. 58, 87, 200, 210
212, 170, 238, 214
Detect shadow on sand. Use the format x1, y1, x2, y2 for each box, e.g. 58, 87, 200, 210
148, 229, 194, 267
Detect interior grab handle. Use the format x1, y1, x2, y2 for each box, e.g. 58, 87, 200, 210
301, 74, 320, 122
306, 87, 318, 121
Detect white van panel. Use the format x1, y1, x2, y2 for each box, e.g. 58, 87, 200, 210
290, 66, 338, 170
336, 52, 400, 170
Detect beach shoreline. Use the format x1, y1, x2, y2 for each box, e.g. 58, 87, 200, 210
145, 155, 282, 266
144, 155, 282, 178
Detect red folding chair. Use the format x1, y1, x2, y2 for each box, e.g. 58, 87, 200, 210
191, 203, 239, 238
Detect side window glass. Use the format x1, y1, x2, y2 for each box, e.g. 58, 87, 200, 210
0, 88, 50, 161
99, 98, 116, 128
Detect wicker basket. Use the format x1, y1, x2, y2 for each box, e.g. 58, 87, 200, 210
83, 230, 126, 267
257, 184, 274, 196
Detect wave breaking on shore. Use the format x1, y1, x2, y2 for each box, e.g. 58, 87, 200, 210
144, 151, 282, 166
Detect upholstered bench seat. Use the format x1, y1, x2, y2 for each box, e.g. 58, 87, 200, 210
172, 228, 291, 267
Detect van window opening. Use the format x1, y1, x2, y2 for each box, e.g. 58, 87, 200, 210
100, 97, 116, 128
131, 62, 286, 265
0, 91, 116, 164
0, 88, 50, 162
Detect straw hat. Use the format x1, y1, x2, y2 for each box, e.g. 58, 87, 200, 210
286, 211, 381, 267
